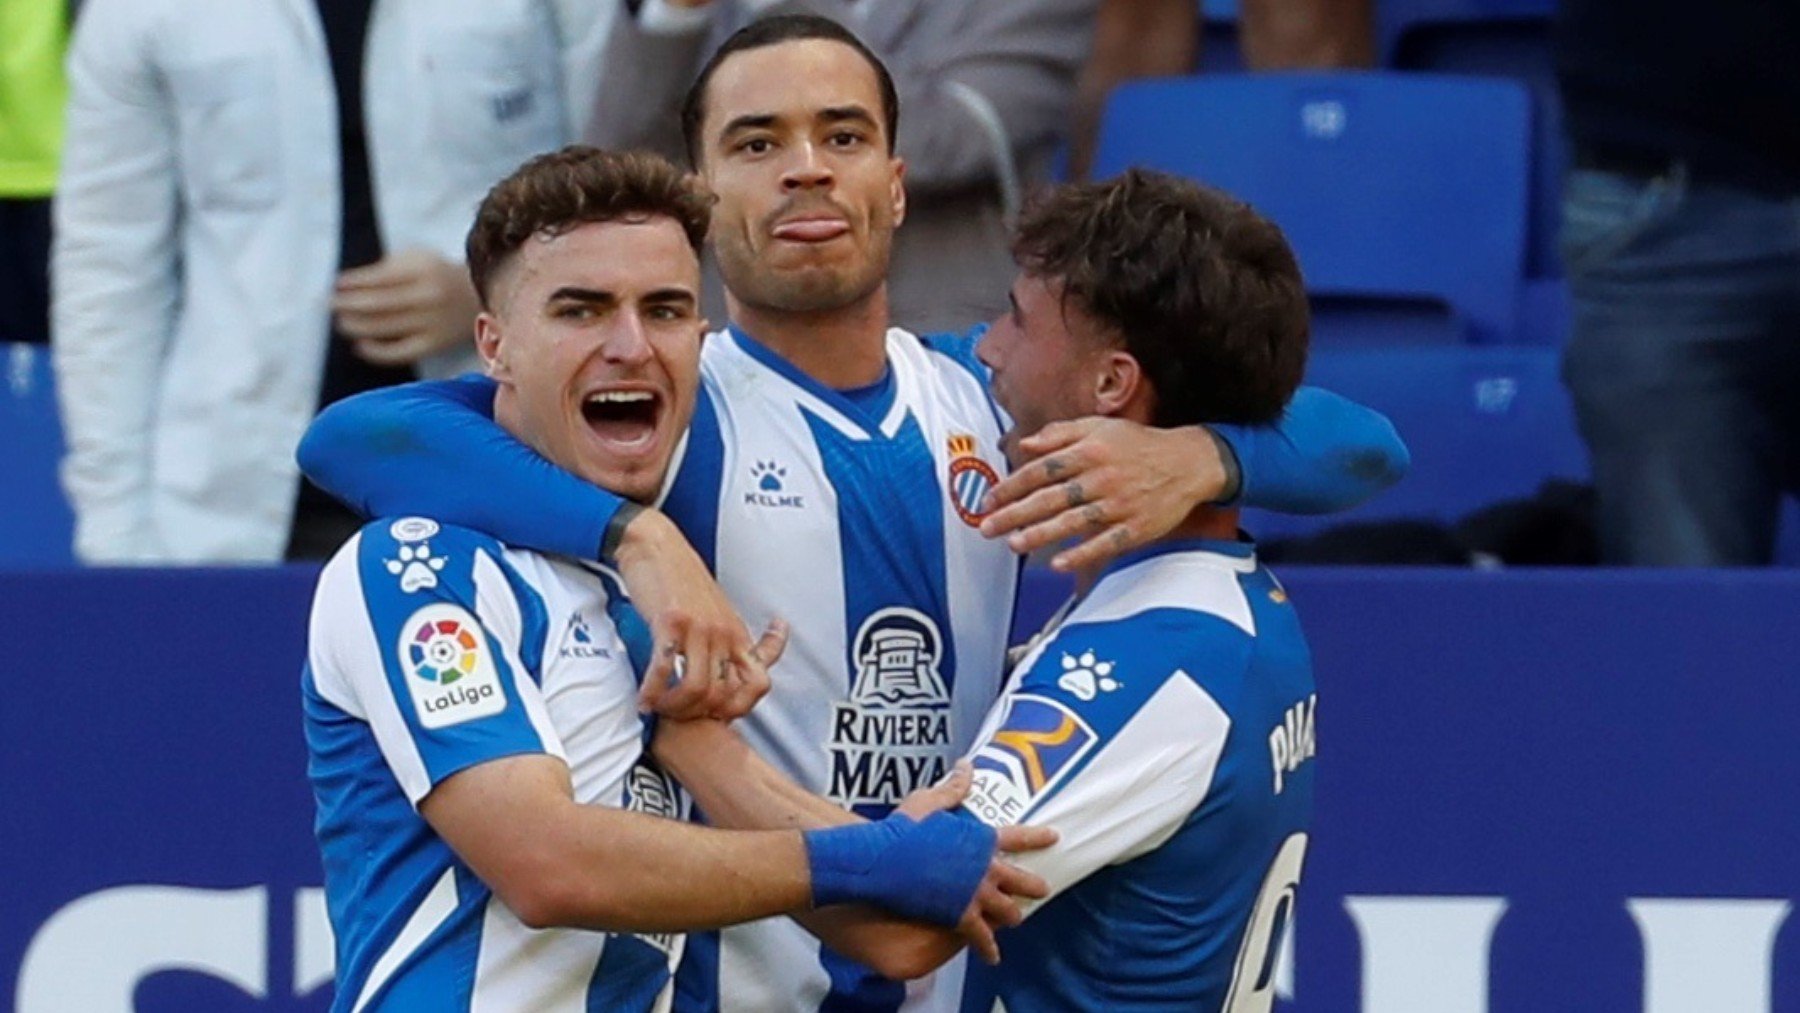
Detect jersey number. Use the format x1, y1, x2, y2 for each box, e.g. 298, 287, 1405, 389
1222, 832, 1308, 1013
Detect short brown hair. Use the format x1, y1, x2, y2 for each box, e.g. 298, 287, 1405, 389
466, 146, 714, 308
1012, 169, 1309, 427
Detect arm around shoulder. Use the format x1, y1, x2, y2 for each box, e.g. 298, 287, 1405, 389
1214, 385, 1410, 515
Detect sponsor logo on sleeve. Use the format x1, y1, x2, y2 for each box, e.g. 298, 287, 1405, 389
384, 518, 447, 593
398, 604, 506, 729
965, 694, 1096, 826
1056, 650, 1120, 701
826, 607, 954, 808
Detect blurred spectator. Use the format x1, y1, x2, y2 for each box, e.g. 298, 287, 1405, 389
586, 0, 1095, 334
53, 0, 611, 564
1067, 0, 1194, 181
0, 0, 69, 347
1556, 0, 1800, 565
1067, 0, 1374, 180
1239, 0, 1373, 72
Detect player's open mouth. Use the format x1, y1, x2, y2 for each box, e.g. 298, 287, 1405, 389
581, 389, 662, 450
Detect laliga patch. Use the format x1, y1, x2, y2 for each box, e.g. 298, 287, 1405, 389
946, 434, 1001, 527
965, 694, 1095, 826
398, 604, 506, 729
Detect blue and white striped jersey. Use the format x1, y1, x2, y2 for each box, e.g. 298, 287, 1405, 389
957, 539, 1316, 1013
661, 326, 1015, 1012
304, 517, 687, 1012
297, 322, 1403, 1013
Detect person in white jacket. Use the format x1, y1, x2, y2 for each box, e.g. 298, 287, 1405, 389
52, 0, 611, 563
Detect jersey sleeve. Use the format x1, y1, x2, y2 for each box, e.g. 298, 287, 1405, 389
1212, 385, 1411, 515
308, 518, 565, 806
960, 610, 1247, 911
295, 375, 627, 561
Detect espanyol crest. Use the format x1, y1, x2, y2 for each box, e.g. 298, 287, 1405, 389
946, 433, 1001, 527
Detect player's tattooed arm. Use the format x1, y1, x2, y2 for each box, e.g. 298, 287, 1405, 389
978, 386, 1409, 570
653, 721, 1056, 973
979, 418, 1229, 572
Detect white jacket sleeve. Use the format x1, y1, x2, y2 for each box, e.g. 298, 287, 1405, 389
546, 0, 616, 138
52, 0, 181, 563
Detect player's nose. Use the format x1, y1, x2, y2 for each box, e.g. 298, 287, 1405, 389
781, 143, 835, 190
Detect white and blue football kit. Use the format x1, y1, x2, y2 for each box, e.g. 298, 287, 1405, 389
656, 327, 1015, 1011
956, 538, 1315, 1012
298, 324, 1400, 1013
304, 517, 687, 1012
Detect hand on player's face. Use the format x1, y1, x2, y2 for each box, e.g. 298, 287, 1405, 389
979, 417, 1230, 572
898, 762, 1058, 965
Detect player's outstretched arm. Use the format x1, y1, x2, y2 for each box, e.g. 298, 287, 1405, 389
653, 719, 1055, 976
297, 379, 764, 721
419, 752, 1000, 935
978, 385, 1409, 571
297, 376, 623, 560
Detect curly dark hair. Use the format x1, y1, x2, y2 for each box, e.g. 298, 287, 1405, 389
1012, 169, 1309, 427
465, 146, 713, 308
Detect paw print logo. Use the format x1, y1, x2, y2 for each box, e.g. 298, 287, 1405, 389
752, 461, 787, 492
1057, 650, 1119, 702
386, 541, 447, 593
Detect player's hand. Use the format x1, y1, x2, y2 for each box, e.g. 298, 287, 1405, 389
898, 762, 1057, 965
721, 617, 785, 720
979, 418, 1230, 573
612, 508, 759, 721
333, 249, 482, 365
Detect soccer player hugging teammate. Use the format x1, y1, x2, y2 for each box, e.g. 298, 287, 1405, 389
297, 15, 1402, 1011
301, 149, 1051, 1013
957, 170, 1319, 1012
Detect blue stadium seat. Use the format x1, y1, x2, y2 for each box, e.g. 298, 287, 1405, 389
1384, 0, 1566, 279
1199, 0, 1245, 73
1093, 73, 1532, 344
1244, 345, 1588, 539
0, 344, 75, 567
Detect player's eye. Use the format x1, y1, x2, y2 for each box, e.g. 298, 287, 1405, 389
737, 137, 774, 156
828, 130, 865, 148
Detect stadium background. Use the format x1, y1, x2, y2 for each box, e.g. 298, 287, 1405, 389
3, 0, 1796, 1009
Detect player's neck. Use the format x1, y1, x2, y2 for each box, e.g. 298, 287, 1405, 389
1074, 506, 1243, 593
726, 289, 892, 390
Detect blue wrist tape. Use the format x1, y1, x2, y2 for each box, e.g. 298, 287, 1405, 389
803, 811, 996, 927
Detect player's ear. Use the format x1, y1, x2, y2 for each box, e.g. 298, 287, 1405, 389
1093, 350, 1143, 418
475, 311, 511, 381
889, 157, 907, 227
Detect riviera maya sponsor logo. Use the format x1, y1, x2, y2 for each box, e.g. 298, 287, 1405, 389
828, 607, 954, 808
946, 433, 1001, 527
399, 604, 506, 729
965, 695, 1096, 826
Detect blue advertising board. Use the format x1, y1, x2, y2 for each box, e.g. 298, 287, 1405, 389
3, 566, 1795, 1011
